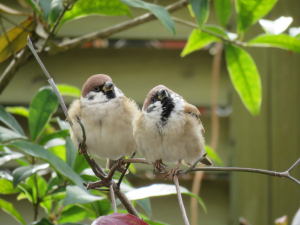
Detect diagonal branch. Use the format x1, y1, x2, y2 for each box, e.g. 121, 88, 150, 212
174, 175, 190, 225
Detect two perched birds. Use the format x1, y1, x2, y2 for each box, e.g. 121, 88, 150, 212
68, 74, 212, 179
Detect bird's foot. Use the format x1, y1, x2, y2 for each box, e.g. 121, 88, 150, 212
78, 141, 87, 155
117, 156, 127, 173
165, 160, 182, 181
153, 160, 165, 174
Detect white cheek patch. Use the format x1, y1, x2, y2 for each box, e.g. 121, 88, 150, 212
143, 101, 162, 121
114, 86, 124, 98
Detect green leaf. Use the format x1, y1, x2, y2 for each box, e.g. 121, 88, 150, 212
189, 0, 209, 28
17, 183, 33, 202
26, 174, 48, 202
25, 0, 43, 19
0, 105, 25, 135
181, 28, 220, 57
5, 107, 29, 118
0, 179, 17, 194
136, 198, 152, 217
7, 141, 85, 189
29, 87, 59, 142
40, 195, 52, 215
248, 34, 300, 54
0, 18, 34, 63
92, 199, 111, 216
64, 186, 104, 205
214, 0, 231, 28
0, 151, 24, 166
48, 144, 66, 161
125, 184, 206, 213
57, 84, 81, 98
39, 130, 70, 145
225, 44, 262, 115
236, 0, 278, 33
0, 198, 26, 225
0, 126, 27, 143
39, 0, 53, 22
58, 205, 93, 223
66, 137, 77, 169
121, 0, 175, 35
12, 164, 50, 188
49, 0, 64, 25
61, 0, 131, 25
205, 145, 222, 165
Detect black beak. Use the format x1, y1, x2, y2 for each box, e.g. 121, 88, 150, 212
157, 89, 170, 100
103, 81, 114, 92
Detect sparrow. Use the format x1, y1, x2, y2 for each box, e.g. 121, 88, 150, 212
68, 74, 139, 172
133, 85, 212, 180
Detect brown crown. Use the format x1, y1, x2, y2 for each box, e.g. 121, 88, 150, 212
142, 85, 174, 111
81, 74, 113, 98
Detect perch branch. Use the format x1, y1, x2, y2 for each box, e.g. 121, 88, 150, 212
174, 175, 190, 225
109, 184, 117, 213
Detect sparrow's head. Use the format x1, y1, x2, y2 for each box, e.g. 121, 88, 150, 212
143, 85, 176, 123
81, 74, 123, 104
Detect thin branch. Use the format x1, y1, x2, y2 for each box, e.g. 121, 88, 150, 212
117, 152, 136, 188
0, 14, 33, 32
174, 175, 190, 225
56, 0, 189, 50
109, 184, 117, 213
27, 37, 140, 218
33, 173, 40, 221
0, 17, 17, 59
171, 17, 247, 47
287, 157, 300, 172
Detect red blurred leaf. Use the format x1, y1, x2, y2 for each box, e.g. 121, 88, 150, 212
92, 213, 149, 225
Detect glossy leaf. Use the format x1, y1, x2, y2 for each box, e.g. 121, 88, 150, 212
39, 0, 53, 21
0, 105, 24, 135
289, 27, 300, 38
40, 195, 52, 215
125, 184, 206, 213
225, 44, 262, 115
181, 28, 220, 57
64, 186, 104, 205
29, 87, 59, 142
5, 107, 29, 118
25, 0, 43, 19
92, 213, 148, 225
236, 0, 278, 32
49, 0, 64, 25
8, 141, 85, 189
0, 198, 26, 225
248, 34, 300, 54
205, 145, 222, 165
12, 164, 49, 188
58, 205, 94, 223
0, 126, 27, 142
121, 0, 175, 35
32, 218, 54, 225
39, 130, 70, 145
0, 151, 24, 166
136, 198, 152, 217
17, 183, 33, 203
189, 0, 209, 28
26, 174, 48, 202
214, 0, 231, 28
61, 0, 131, 25
0, 179, 17, 194
0, 3, 29, 16
259, 16, 292, 35
48, 144, 66, 161
292, 208, 300, 225
57, 84, 81, 98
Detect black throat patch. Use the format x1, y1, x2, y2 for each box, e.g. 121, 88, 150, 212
160, 97, 175, 124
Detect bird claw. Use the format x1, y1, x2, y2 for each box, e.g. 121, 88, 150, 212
165, 166, 180, 181
78, 141, 87, 155
153, 160, 164, 174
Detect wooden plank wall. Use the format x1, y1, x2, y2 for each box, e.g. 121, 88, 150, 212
230, 1, 300, 224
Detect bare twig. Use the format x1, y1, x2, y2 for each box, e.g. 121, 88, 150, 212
0, 17, 17, 59
117, 152, 137, 188
109, 184, 117, 213
171, 17, 247, 47
174, 175, 190, 225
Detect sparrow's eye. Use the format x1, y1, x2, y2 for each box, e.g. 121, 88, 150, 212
151, 97, 155, 102
93, 86, 101, 92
